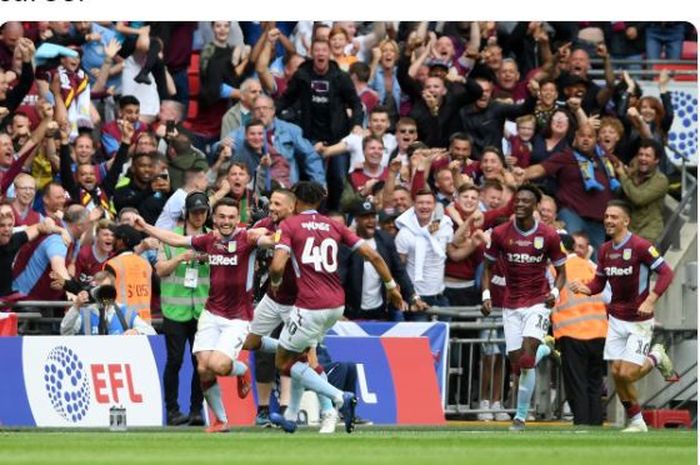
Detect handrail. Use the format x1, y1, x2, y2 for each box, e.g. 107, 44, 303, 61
658, 163, 697, 254
589, 58, 697, 66
1, 301, 73, 309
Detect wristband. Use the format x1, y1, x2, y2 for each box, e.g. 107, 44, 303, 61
384, 279, 397, 290
550, 287, 560, 300
482, 289, 491, 302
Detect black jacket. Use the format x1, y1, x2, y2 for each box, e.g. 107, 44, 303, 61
397, 54, 483, 148
276, 59, 363, 144
459, 94, 537, 156
339, 231, 415, 320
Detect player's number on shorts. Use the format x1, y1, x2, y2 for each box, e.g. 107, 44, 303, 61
301, 237, 338, 273
535, 315, 549, 331
635, 340, 650, 355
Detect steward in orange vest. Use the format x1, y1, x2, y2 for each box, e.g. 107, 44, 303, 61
105, 224, 152, 322
552, 234, 608, 426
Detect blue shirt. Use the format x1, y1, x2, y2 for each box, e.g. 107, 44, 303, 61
13, 235, 67, 294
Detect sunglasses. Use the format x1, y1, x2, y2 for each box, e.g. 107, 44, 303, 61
399, 128, 417, 134
156, 173, 169, 180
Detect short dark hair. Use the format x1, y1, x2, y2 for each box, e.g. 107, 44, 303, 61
271, 187, 296, 203
213, 197, 239, 214
637, 138, 661, 159
457, 183, 480, 195
228, 161, 250, 176
132, 151, 156, 163
414, 188, 435, 200
516, 183, 543, 204
119, 95, 140, 108
349, 61, 371, 82
245, 118, 265, 131
449, 132, 473, 146
369, 105, 390, 118
292, 181, 327, 207
607, 199, 632, 218
481, 145, 507, 167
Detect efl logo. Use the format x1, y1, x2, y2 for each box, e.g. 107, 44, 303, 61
44, 346, 91, 423
91, 364, 143, 404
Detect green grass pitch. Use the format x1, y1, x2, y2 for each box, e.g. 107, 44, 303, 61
0, 425, 696, 465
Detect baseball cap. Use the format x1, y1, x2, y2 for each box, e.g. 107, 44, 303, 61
185, 191, 209, 212
353, 200, 377, 216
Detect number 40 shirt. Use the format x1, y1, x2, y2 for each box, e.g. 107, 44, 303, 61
276, 211, 363, 310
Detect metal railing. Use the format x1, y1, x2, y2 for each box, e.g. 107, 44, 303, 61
658, 160, 698, 254
1, 301, 163, 333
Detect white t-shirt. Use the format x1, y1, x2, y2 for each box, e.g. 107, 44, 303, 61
360, 238, 383, 310
395, 221, 453, 296
155, 188, 187, 231
344, 133, 397, 173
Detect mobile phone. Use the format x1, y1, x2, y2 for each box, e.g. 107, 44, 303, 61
166, 120, 176, 133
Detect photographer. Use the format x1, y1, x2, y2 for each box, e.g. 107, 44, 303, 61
60, 271, 156, 336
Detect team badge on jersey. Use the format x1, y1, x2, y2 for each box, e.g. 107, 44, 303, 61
273, 230, 281, 243
534, 237, 544, 250
648, 245, 660, 258
228, 241, 237, 253
623, 248, 632, 260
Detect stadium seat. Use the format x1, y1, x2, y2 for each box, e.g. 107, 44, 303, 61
642, 409, 692, 429
681, 41, 697, 60
652, 63, 697, 82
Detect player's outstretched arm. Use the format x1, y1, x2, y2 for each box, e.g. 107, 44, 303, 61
133, 215, 192, 249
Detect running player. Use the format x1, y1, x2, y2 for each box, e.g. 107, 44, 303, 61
135, 198, 265, 432
481, 184, 567, 431
571, 199, 677, 432
267, 181, 406, 434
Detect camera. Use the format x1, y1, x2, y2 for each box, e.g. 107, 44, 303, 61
88, 284, 117, 305
166, 120, 176, 134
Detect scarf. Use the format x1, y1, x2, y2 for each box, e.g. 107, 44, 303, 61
395, 207, 450, 282
57, 65, 91, 141
573, 147, 620, 193
80, 186, 115, 219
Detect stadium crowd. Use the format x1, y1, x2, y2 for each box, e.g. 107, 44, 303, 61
0, 21, 694, 430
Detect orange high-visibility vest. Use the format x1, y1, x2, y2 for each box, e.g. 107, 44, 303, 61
552, 255, 608, 340
105, 252, 152, 322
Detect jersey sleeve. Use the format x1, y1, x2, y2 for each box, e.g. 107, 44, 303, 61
275, 219, 293, 253
483, 228, 501, 262
639, 240, 666, 271
547, 229, 567, 267
190, 233, 212, 253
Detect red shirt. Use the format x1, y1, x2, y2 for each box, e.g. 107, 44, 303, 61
594, 233, 670, 322
191, 229, 256, 320
485, 220, 566, 309
255, 216, 298, 306
74, 244, 113, 285
541, 149, 616, 221
349, 167, 388, 192
444, 205, 482, 281
277, 211, 363, 310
